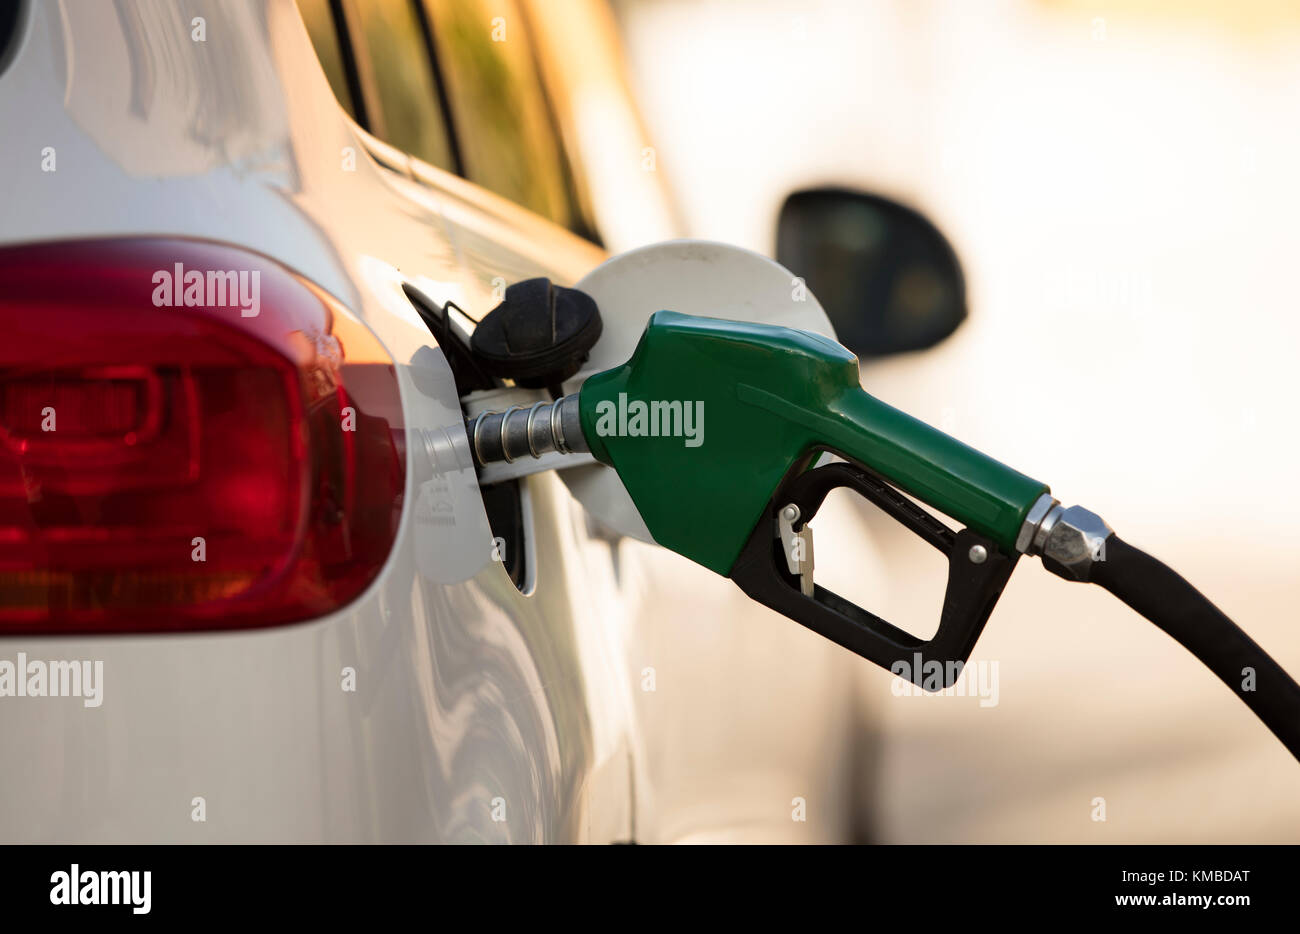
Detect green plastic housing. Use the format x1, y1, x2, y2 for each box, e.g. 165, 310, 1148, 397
580, 311, 1049, 576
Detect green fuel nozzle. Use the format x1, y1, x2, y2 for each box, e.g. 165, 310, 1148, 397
469, 310, 1047, 684
466, 307, 1300, 763
465, 297, 1300, 766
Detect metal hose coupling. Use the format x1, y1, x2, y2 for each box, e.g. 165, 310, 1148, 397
466, 394, 588, 466
1016, 492, 1114, 582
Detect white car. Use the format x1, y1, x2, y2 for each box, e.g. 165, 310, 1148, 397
0, 0, 911, 842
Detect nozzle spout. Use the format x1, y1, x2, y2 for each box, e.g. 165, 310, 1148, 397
465, 394, 587, 466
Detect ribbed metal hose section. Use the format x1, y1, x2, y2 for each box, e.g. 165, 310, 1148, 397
466, 394, 588, 466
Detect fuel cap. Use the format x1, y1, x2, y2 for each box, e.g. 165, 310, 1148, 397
469, 278, 602, 391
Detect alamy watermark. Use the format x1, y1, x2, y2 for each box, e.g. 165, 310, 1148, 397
890, 654, 1000, 708
151, 263, 260, 317
592, 393, 704, 448
0, 653, 103, 707
50, 864, 150, 914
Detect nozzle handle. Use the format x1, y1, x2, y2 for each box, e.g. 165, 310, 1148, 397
730, 459, 1020, 687
738, 382, 1047, 554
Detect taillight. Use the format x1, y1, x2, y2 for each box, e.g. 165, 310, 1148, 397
0, 239, 405, 632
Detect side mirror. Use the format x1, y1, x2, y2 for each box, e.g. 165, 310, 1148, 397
775, 188, 967, 358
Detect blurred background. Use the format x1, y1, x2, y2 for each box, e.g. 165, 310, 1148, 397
606, 0, 1300, 841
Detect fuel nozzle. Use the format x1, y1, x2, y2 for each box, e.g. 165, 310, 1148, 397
463, 309, 1046, 689
461, 306, 1300, 765
466, 395, 587, 466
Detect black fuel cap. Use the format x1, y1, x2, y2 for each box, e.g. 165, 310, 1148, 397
469, 278, 602, 390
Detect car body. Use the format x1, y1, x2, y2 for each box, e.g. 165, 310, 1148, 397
0, 0, 862, 843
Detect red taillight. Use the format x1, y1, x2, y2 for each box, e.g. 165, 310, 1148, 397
0, 239, 405, 632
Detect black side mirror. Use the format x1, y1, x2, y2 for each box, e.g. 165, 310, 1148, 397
775, 188, 967, 358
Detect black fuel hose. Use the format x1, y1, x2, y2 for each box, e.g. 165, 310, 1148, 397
1090, 534, 1300, 762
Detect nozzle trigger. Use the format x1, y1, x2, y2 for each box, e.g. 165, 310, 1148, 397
777, 503, 815, 597
730, 458, 1020, 689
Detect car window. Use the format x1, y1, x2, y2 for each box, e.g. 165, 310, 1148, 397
297, 0, 358, 120
423, 0, 578, 230
342, 0, 456, 171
